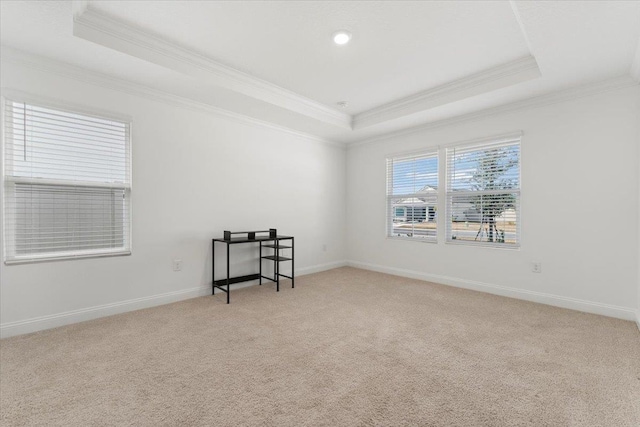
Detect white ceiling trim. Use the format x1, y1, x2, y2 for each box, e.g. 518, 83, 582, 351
5, 46, 634, 151
72, 4, 352, 130
352, 56, 541, 130
349, 75, 638, 148
631, 36, 640, 83
0, 47, 345, 149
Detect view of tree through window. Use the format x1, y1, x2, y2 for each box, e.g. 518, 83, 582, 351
446, 138, 520, 246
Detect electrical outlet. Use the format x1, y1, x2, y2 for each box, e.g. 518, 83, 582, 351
173, 259, 182, 272
531, 262, 542, 273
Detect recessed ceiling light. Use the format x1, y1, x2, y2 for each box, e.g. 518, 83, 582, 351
337, 101, 349, 108
332, 30, 352, 45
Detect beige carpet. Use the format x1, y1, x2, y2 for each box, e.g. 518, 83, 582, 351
1, 267, 639, 426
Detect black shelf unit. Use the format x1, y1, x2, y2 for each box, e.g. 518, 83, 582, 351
259, 237, 294, 293
212, 229, 294, 303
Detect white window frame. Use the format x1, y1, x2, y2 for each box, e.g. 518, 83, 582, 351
444, 133, 521, 249
1, 90, 133, 264
386, 149, 439, 243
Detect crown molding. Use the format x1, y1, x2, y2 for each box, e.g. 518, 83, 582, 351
72, 4, 352, 130
0, 47, 345, 149
352, 56, 541, 130
349, 75, 638, 148
631, 36, 640, 83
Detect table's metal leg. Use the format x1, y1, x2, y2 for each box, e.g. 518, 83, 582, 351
226, 243, 230, 304
211, 240, 216, 295
292, 237, 295, 289
259, 241, 262, 285
276, 239, 280, 292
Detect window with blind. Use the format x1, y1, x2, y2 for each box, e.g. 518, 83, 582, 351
386, 151, 438, 241
3, 98, 131, 263
446, 136, 520, 247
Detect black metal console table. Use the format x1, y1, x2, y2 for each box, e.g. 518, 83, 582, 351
212, 229, 294, 303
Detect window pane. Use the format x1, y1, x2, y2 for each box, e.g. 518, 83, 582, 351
10, 184, 128, 255
5, 102, 128, 184
446, 138, 520, 246
390, 155, 438, 196
388, 194, 437, 240
387, 152, 438, 241
448, 142, 519, 192
448, 194, 518, 244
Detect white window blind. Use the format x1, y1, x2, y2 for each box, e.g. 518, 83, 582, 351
386, 151, 438, 241
446, 137, 520, 247
3, 98, 131, 263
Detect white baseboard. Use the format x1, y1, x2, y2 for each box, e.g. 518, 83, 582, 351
347, 260, 637, 322
0, 260, 348, 339
0, 285, 211, 339
636, 311, 640, 332
297, 260, 348, 275
3, 259, 633, 338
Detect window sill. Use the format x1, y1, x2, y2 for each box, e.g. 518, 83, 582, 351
386, 236, 437, 244
5, 250, 131, 265
445, 240, 520, 250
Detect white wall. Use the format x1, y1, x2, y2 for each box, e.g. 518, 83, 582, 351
0, 61, 347, 337
347, 85, 640, 320
1, 58, 638, 337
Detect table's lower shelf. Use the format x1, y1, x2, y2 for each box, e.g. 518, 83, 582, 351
213, 273, 260, 289
261, 255, 292, 262
213, 272, 293, 288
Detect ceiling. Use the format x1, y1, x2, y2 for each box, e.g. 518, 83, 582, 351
86, 0, 533, 115
1, 1, 639, 144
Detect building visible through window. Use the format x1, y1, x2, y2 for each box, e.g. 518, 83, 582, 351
386, 152, 438, 241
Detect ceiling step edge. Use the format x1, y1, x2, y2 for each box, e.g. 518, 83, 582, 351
352, 56, 541, 130
350, 74, 637, 147
72, 4, 353, 130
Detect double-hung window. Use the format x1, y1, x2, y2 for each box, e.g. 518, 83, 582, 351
445, 135, 520, 247
386, 151, 438, 241
3, 97, 131, 263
